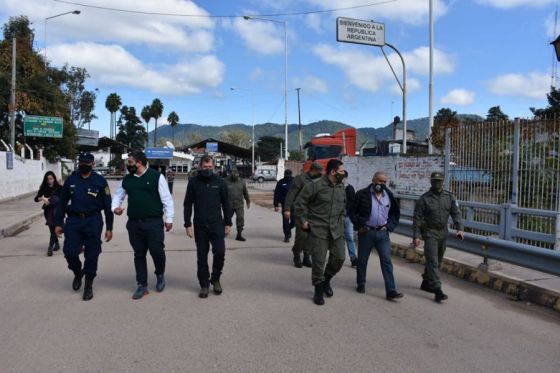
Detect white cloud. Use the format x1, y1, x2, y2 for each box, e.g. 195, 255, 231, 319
390, 78, 421, 96
0, 0, 215, 52
486, 72, 549, 99
306, 0, 449, 25
312, 44, 454, 93
292, 75, 328, 94
232, 16, 285, 55
305, 14, 323, 33
475, 0, 554, 9
441, 89, 475, 105
250, 67, 263, 81
48, 42, 224, 94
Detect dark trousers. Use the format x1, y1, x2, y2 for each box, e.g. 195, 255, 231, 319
63, 214, 103, 279
281, 204, 294, 237
168, 181, 174, 194
126, 217, 166, 286
48, 224, 59, 248
194, 223, 225, 288
422, 234, 447, 290
356, 229, 397, 295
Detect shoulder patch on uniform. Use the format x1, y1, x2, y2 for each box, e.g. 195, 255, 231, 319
105, 186, 111, 195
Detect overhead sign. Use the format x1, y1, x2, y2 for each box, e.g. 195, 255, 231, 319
76, 128, 99, 146
206, 142, 218, 153
336, 17, 385, 47
24, 115, 63, 138
145, 147, 173, 159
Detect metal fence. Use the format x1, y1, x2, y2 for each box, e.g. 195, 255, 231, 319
445, 118, 560, 250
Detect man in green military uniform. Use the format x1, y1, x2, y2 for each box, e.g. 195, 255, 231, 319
413, 172, 464, 303
294, 159, 346, 306
283, 162, 323, 268
225, 169, 251, 241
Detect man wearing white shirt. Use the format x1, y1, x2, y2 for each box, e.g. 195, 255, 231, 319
112, 150, 174, 300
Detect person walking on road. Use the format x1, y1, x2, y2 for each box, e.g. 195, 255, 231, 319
35, 171, 62, 256
273, 169, 294, 242
112, 150, 174, 300
284, 162, 323, 268
352, 171, 403, 301
55, 153, 113, 301
224, 169, 250, 242
413, 172, 464, 303
184, 156, 232, 299
166, 168, 176, 194
294, 159, 346, 306
342, 171, 358, 267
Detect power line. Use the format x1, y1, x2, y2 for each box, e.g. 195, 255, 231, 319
53, 0, 397, 18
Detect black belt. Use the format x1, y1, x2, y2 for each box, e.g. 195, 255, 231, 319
128, 216, 162, 222
367, 225, 386, 231
68, 211, 100, 219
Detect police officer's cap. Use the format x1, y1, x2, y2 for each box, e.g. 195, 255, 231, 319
430, 171, 444, 180
78, 152, 94, 163
284, 169, 292, 176
310, 162, 323, 171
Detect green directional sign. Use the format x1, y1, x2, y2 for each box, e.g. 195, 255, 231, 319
24, 115, 63, 138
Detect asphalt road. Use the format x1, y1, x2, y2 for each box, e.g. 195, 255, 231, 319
1, 180, 559, 373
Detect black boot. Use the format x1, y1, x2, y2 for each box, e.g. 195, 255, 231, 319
47, 245, 53, 257
72, 270, 83, 291
302, 254, 312, 268
313, 283, 325, 305
83, 277, 94, 301
434, 289, 448, 303
420, 280, 435, 293
293, 254, 303, 268
323, 276, 334, 297
235, 230, 246, 242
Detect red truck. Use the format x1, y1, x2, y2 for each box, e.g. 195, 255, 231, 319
303, 128, 357, 172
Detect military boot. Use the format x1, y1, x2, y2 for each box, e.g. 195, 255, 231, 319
72, 269, 84, 291
420, 280, 435, 293
235, 230, 246, 242
83, 277, 94, 301
293, 253, 303, 268
323, 276, 334, 298
47, 245, 53, 257
302, 254, 312, 268
313, 283, 325, 306
434, 289, 448, 303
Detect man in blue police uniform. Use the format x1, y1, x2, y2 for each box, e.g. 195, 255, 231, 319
55, 153, 114, 301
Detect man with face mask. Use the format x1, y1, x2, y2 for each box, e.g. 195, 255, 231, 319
413, 172, 464, 303
294, 159, 346, 306
112, 151, 174, 300
224, 169, 251, 241
184, 156, 232, 298
273, 169, 295, 242
55, 153, 113, 301
352, 171, 402, 301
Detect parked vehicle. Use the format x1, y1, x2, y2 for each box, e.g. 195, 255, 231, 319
252, 167, 277, 183
303, 128, 357, 172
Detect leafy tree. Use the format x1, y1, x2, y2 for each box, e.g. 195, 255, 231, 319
150, 98, 163, 146
167, 111, 179, 145
116, 106, 147, 149
431, 108, 459, 151
61, 65, 97, 129
141, 105, 151, 145
256, 136, 284, 162
219, 129, 250, 148
530, 86, 560, 118
486, 106, 509, 122
105, 93, 121, 139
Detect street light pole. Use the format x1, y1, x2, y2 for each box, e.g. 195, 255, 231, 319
44, 10, 81, 67
230, 87, 255, 174
244, 15, 288, 160
381, 43, 407, 154
296, 88, 303, 154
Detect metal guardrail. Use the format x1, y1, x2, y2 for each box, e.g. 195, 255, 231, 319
394, 193, 560, 276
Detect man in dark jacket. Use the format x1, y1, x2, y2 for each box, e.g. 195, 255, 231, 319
342, 170, 357, 267
352, 171, 403, 300
184, 156, 232, 299
273, 169, 294, 242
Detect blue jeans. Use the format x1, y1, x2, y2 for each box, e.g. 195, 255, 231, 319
344, 217, 357, 260
356, 228, 397, 295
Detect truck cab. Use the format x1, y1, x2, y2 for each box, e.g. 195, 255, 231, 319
303, 128, 356, 172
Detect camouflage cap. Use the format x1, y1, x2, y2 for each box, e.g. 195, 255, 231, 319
310, 161, 323, 171
430, 171, 444, 180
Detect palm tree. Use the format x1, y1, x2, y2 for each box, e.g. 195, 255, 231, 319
150, 98, 164, 147
167, 111, 180, 145
105, 93, 122, 139
141, 105, 152, 146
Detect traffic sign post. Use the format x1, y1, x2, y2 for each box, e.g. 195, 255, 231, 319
23, 116, 63, 138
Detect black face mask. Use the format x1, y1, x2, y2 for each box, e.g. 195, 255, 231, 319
334, 172, 345, 184
310, 172, 321, 179
431, 180, 444, 190
200, 169, 213, 178
231, 174, 239, 181
127, 164, 138, 174
78, 164, 92, 175
373, 183, 385, 193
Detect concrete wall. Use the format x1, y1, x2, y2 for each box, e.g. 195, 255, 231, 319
0, 151, 61, 201
343, 155, 444, 195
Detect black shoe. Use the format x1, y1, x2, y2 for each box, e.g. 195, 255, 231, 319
132, 285, 149, 300
72, 270, 83, 291
302, 255, 312, 268
47, 246, 53, 257
386, 291, 404, 300
313, 283, 325, 306
53, 242, 60, 251
235, 233, 246, 242
211, 280, 222, 295
323, 279, 334, 298
199, 287, 209, 299
156, 274, 166, 292
356, 284, 365, 293
420, 280, 435, 293
83, 278, 93, 301
283, 236, 290, 243
350, 257, 358, 268
293, 254, 303, 268
434, 289, 448, 303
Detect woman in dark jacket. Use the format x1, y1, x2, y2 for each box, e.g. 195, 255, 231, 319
34, 171, 61, 256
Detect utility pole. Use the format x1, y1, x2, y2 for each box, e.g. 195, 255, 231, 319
10, 37, 16, 151
296, 88, 302, 154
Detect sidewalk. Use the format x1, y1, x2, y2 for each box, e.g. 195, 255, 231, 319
0, 192, 44, 239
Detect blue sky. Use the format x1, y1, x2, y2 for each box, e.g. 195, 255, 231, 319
0, 0, 557, 137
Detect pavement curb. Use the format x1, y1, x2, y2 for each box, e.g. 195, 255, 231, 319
0, 211, 44, 239
390, 242, 560, 314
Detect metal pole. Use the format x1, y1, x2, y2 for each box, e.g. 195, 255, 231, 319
382, 43, 407, 154
283, 20, 288, 160
44, 18, 47, 67
428, 0, 434, 154
296, 87, 302, 153
10, 37, 16, 151
251, 90, 255, 174
512, 118, 521, 205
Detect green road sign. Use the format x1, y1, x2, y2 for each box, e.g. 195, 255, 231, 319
24, 116, 63, 138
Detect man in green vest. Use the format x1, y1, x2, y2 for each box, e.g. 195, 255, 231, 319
224, 169, 251, 241
112, 150, 175, 300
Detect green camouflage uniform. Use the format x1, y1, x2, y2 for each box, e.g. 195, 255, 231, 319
225, 176, 250, 233
284, 172, 314, 257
